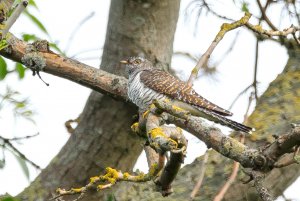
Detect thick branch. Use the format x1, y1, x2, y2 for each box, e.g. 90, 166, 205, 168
252, 171, 274, 201
263, 124, 300, 164
0, 34, 128, 99
145, 112, 187, 196
154, 99, 300, 170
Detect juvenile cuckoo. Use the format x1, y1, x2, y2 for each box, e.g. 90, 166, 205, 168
121, 56, 254, 134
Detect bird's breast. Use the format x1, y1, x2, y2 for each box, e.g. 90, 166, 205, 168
128, 72, 166, 109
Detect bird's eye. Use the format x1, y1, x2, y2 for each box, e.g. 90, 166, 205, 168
133, 59, 141, 64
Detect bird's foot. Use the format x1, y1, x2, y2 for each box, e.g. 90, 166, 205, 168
142, 110, 150, 119
148, 127, 178, 153
131, 122, 140, 133
131, 122, 148, 139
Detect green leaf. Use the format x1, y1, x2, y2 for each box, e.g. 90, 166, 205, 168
16, 102, 25, 108
242, 2, 249, 12
22, 33, 38, 42
15, 63, 26, 79
24, 10, 48, 35
0, 56, 7, 80
0, 39, 8, 51
28, 0, 39, 10
11, 151, 30, 180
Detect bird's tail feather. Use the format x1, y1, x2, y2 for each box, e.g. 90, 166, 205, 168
200, 108, 255, 134
171, 101, 254, 134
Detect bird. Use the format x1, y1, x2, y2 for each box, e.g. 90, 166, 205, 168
120, 56, 254, 134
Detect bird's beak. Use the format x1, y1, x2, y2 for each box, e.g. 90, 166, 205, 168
120, 60, 128, 64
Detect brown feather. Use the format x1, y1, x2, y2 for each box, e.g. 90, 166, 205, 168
140, 69, 233, 116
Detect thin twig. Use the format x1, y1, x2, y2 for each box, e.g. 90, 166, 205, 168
202, 0, 234, 22
0, 135, 41, 169
253, 39, 259, 101
9, 133, 39, 141
173, 51, 198, 63
228, 84, 252, 110
292, 32, 300, 45
292, 2, 300, 26
190, 150, 209, 200
69, 47, 102, 59
64, 12, 95, 52
256, 0, 278, 31
1, 0, 28, 38
213, 161, 240, 201
245, 23, 300, 37
187, 12, 251, 85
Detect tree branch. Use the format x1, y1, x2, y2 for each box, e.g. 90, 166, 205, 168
153, 99, 300, 171
256, 0, 278, 31
253, 39, 259, 101
252, 171, 274, 201
187, 12, 251, 85
145, 112, 187, 196
52, 165, 159, 201
0, 135, 41, 169
0, 33, 128, 100
245, 24, 300, 38
1, 1, 28, 38
190, 150, 209, 200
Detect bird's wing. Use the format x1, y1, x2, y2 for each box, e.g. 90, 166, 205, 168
140, 69, 233, 116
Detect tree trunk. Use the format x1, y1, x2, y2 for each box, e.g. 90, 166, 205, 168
112, 44, 300, 200
18, 1, 180, 200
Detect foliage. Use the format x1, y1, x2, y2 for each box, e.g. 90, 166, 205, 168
0, 87, 34, 122
0, 195, 20, 201
0, 87, 35, 179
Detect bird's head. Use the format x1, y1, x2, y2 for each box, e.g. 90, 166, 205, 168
120, 56, 152, 75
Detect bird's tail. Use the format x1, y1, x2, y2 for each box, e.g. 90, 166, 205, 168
200, 108, 255, 134
171, 101, 254, 134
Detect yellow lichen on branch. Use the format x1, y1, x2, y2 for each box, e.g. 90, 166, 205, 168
52, 164, 160, 200
171, 105, 185, 112
215, 12, 251, 42
131, 122, 140, 133
148, 127, 178, 151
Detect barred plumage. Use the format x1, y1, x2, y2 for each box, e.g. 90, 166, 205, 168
123, 56, 254, 134
128, 71, 166, 109
140, 69, 233, 116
